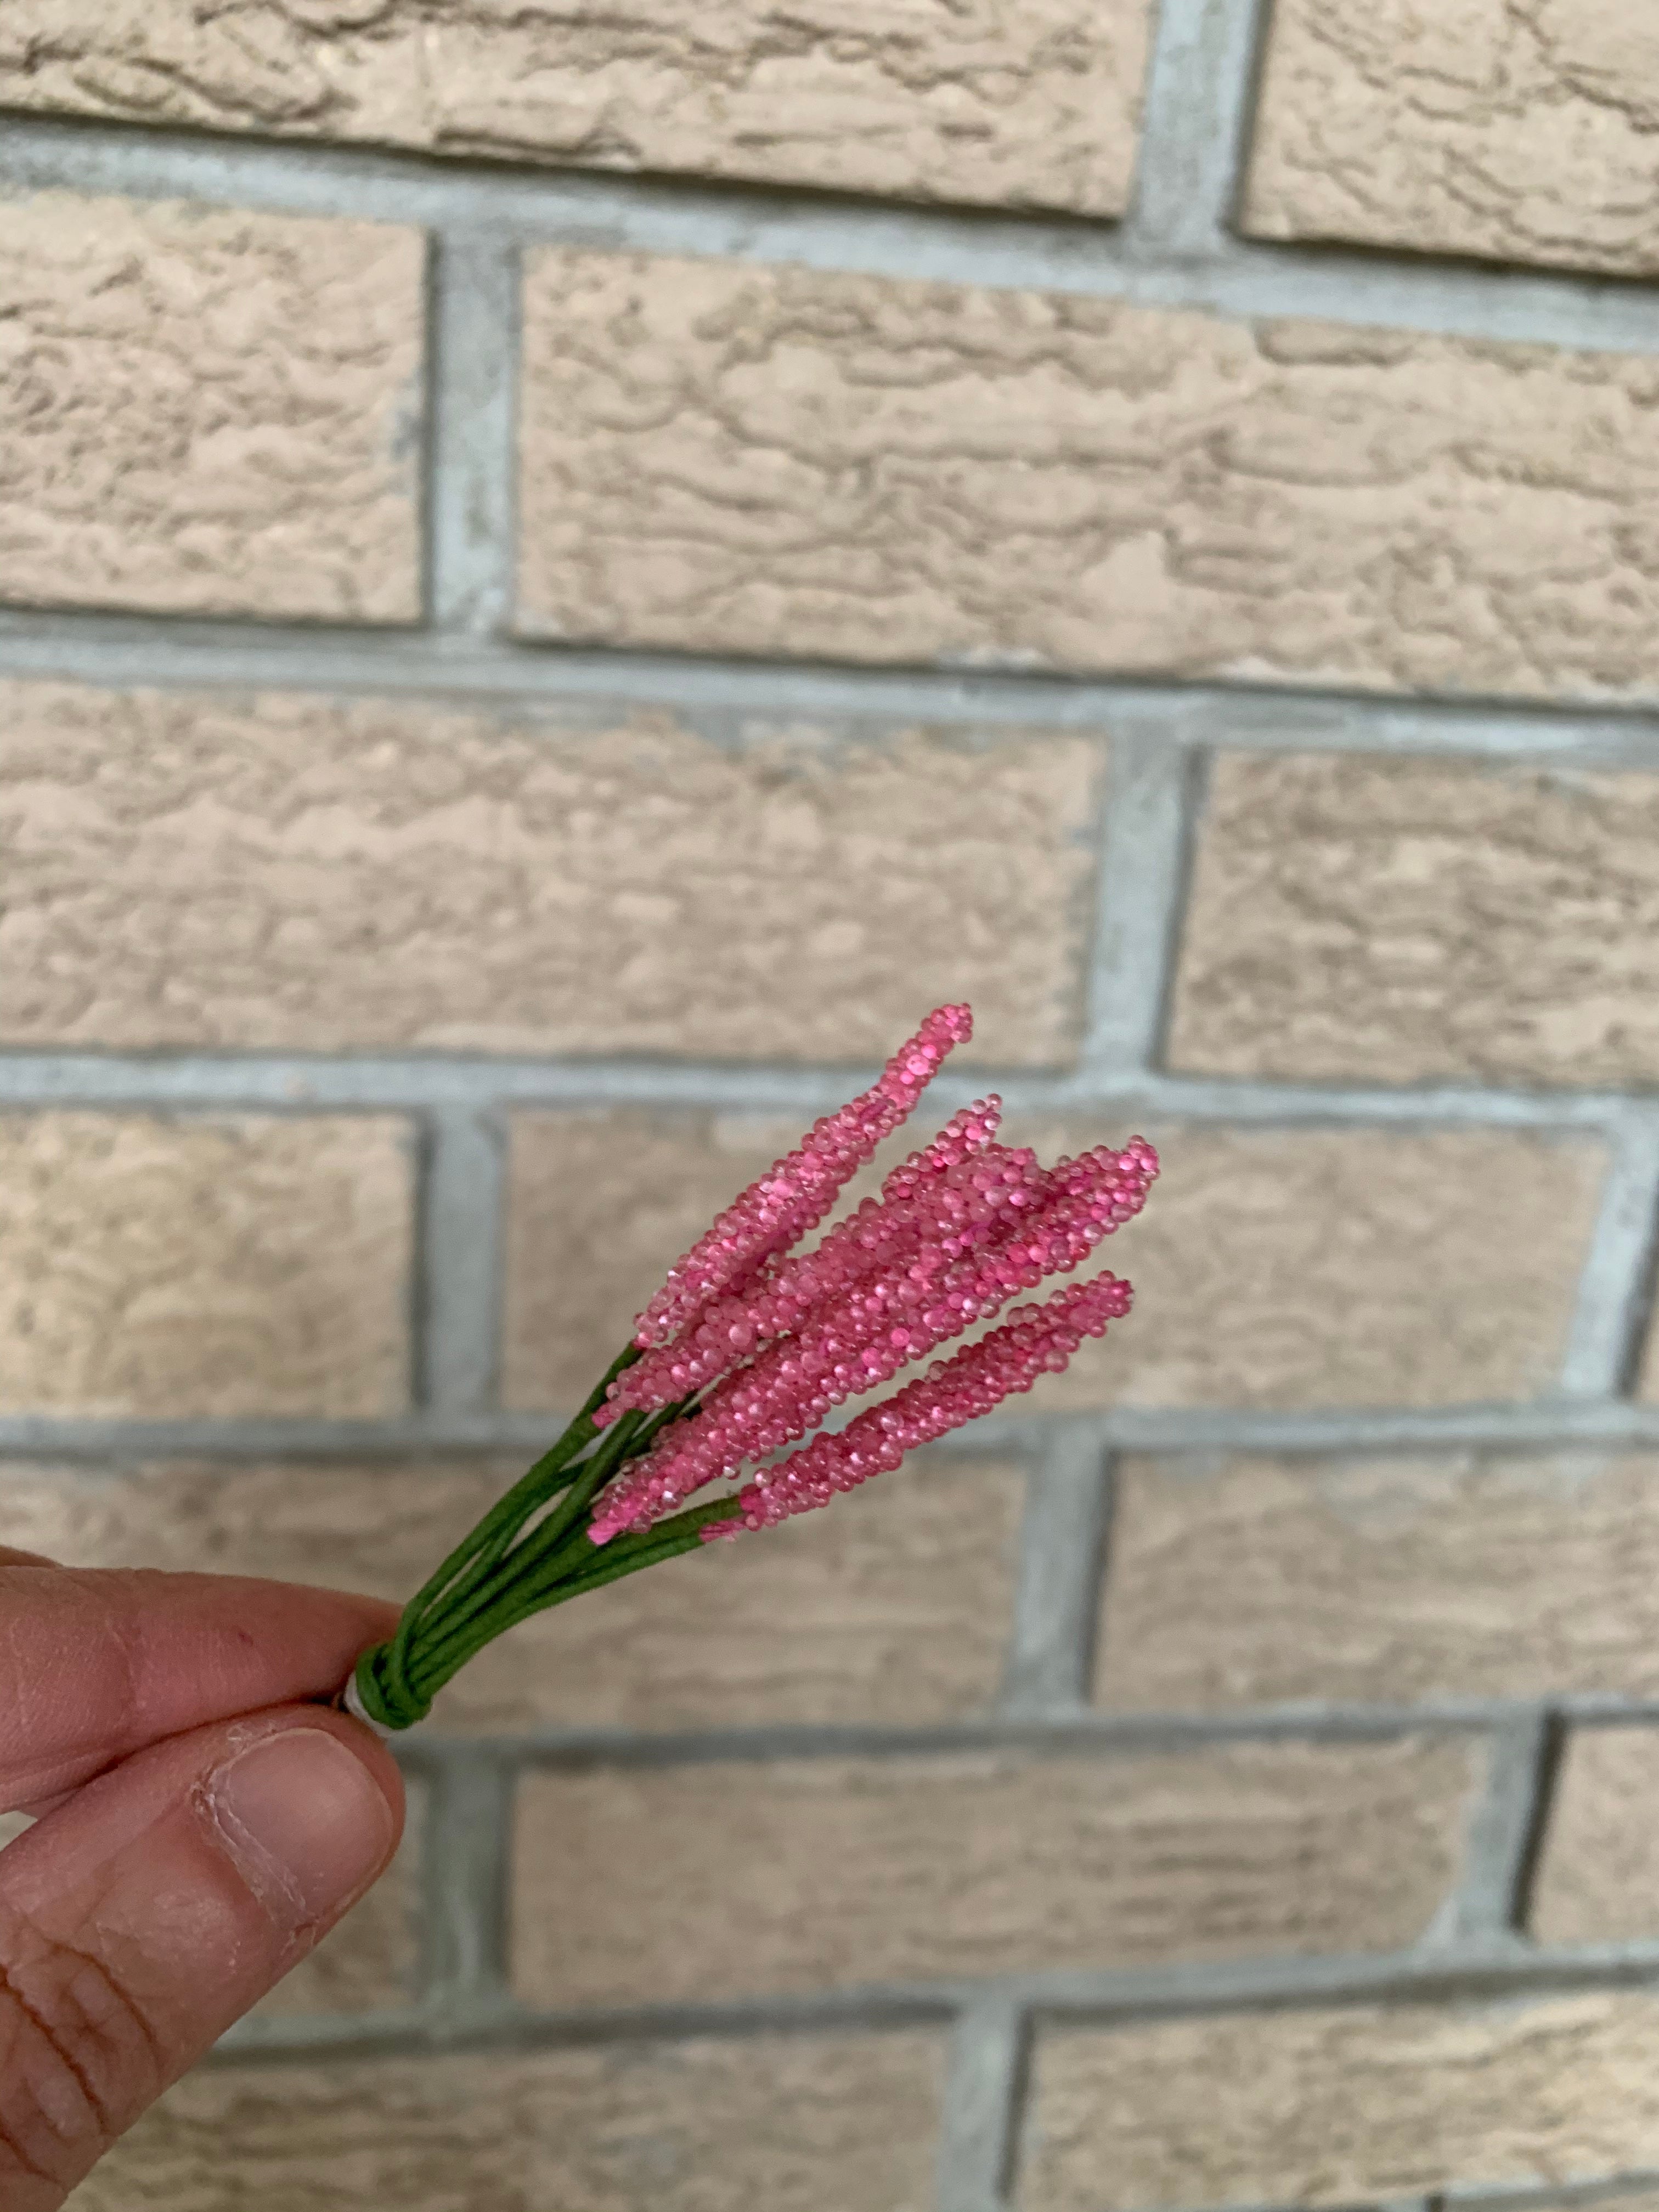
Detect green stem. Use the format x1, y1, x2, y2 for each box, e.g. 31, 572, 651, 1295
460, 1395, 696, 1608
391, 1500, 741, 1715
348, 1349, 733, 1729
397, 1415, 644, 1685
373, 1346, 641, 1709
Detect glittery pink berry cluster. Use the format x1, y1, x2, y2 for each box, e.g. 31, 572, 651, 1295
597, 1097, 1003, 1425
585, 1005, 1156, 1548
703, 1272, 1134, 1537
626, 1003, 975, 1357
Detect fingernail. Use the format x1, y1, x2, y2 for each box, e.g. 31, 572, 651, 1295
207, 1728, 394, 1931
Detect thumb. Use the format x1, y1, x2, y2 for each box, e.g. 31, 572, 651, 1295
0, 1705, 402, 2209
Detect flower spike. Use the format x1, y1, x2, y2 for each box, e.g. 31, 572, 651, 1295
628, 1003, 974, 1352
337, 1003, 1156, 1730
704, 1272, 1134, 1538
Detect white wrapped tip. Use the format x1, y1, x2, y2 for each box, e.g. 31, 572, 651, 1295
341, 1672, 400, 1739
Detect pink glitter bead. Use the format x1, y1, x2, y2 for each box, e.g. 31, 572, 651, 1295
586, 1117, 1158, 1547
625, 1004, 973, 1358
589, 1142, 1047, 1539
599, 1098, 1005, 1426
582, 1000, 1159, 1547
701, 1272, 1134, 1538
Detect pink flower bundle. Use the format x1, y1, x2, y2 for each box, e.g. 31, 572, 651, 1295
344, 1004, 1156, 1731
587, 1005, 1156, 1547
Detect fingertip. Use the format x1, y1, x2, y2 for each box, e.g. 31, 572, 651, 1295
203, 1718, 400, 1934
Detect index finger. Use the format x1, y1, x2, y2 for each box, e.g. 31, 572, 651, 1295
0, 1562, 399, 1806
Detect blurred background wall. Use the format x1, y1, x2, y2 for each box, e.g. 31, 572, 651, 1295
6, 1, 1659, 2205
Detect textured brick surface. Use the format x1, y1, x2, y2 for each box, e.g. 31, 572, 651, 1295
0, 191, 422, 620
0, 1452, 1024, 1730
0, 1114, 413, 1416
1533, 1728, 1659, 1946
518, 251, 1659, 703
1095, 1451, 1659, 1712
70, 2034, 945, 2211
0, 678, 1100, 1063
0, 0, 1153, 218
254, 1804, 420, 2017
1169, 752, 1659, 1087
994, 1118, 1604, 1412
1023, 1993, 1659, 2209
1245, 0, 1659, 279
512, 1739, 1471, 2006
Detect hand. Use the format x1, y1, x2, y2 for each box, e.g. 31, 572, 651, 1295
0, 1546, 404, 2209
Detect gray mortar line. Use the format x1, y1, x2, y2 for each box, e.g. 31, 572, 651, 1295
1425, 1711, 1558, 1946
7, 114, 1659, 357
208, 1931, 1659, 2063
935, 1999, 1030, 2212
414, 1746, 515, 2022
1558, 1119, 1659, 1400
0, 1046, 1650, 1138
418, 1108, 506, 1417
1000, 1435, 1115, 1716
9, 613, 1659, 762
432, 1700, 1659, 1770
9, 1395, 1659, 1464
424, 227, 519, 636
1126, 0, 1273, 261
1448, 2174, 1659, 2212
1080, 731, 1201, 1083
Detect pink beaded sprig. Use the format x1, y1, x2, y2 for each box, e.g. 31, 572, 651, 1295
585, 1005, 1156, 1545
708, 1272, 1135, 1536
343, 1005, 1155, 1730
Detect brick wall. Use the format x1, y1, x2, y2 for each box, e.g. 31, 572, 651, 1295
6, 3, 1659, 2207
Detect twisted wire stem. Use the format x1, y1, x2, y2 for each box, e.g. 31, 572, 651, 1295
341, 1345, 738, 1729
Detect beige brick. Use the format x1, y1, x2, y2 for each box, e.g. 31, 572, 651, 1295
513, 1739, 1472, 2007
1245, 0, 1659, 279
1096, 1451, 1659, 1712
995, 1117, 1602, 1413
0, 678, 1099, 1063
0, 1114, 413, 1416
0, 0, 1152, 219
518, 251, 1659, 703
1096, 1451, 1659, 1710
0, 1451, 1024, 1730
1169, 752, 1659, 1088
0, 193, 421, 620
69, 2033, 944, 2211
1533, 1728, 1659, 1946
254, 1794, 420, 2017
1023, 1993, 1659, 2210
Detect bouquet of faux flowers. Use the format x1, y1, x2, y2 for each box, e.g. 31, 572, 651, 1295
341, 1006, 1158, 1730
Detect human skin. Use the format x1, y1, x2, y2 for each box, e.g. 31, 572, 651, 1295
0, 1545, 403, 2207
